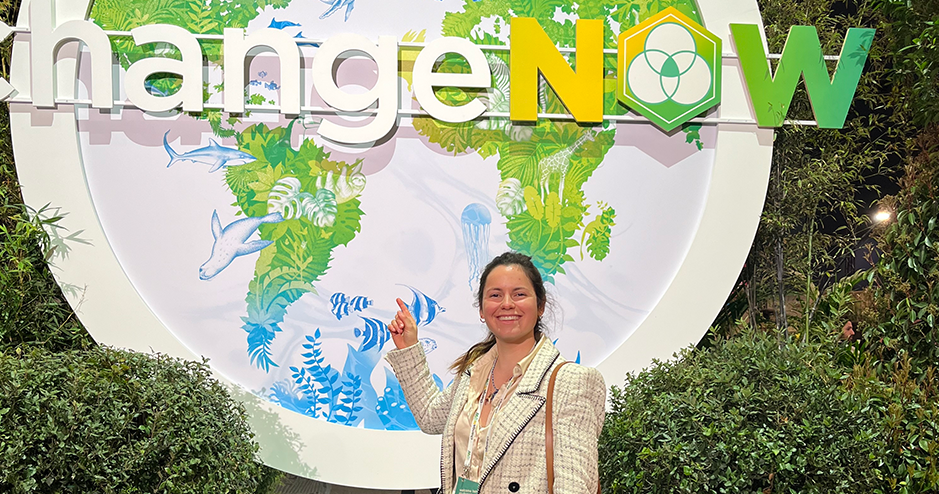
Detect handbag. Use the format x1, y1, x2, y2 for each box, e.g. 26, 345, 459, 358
545, 361, 602, 494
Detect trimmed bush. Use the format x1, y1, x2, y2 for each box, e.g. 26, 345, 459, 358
0, 346, 268, 493
599, 332, 881, 493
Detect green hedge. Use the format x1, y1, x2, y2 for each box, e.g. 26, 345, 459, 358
0, 346, 270, 493
599, 332, 882, 493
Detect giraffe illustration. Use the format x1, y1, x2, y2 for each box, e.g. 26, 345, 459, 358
538, 129, 596, 205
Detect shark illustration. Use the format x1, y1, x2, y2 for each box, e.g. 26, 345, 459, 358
199, 210, 284, 280
320, 0, 355, 21
163, 131, 257, 173
268, 18, 301, 29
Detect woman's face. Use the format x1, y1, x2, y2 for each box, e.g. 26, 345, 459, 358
479, 264, 543, 345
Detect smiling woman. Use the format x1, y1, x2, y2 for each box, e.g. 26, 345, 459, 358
385, 252, 606, 494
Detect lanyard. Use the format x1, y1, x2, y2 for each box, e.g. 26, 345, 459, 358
462, 358, 517, 479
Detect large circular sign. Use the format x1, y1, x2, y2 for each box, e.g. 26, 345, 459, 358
10, 0, 772, 488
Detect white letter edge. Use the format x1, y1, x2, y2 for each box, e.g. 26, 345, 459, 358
413, 37, 490, 123
126, 25, 204, 112
312, 34, 398, 144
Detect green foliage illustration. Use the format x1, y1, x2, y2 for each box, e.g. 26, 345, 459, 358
416, 0, 701, 280
227, 122, 365, 371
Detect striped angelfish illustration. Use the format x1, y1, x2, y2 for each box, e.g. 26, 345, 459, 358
330, 292, 373, 320
398, 285, 445, 327
355, 317, 390, 352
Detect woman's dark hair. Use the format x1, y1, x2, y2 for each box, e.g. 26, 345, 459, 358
450, 252, 547, 374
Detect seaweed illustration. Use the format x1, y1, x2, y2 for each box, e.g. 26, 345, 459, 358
375, 368, 420, 430
269, 329, 443, 430
413, 0, 702, 280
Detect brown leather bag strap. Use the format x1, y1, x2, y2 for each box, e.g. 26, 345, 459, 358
546, 361, 601, 494
546, 361, 569, 494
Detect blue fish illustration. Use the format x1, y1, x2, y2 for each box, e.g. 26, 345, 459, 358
268, 18, 301, 29
419, 337, 437, 354
330, 292, 374, 320
355, 317, 390, 352
265, 81, 280, 91
293, 33, 320, 47
163, 131, 257, 173
320, 0, 355, 21
330, 292, 349, 319
398, 285, 445, 326
199, 210, 284, 280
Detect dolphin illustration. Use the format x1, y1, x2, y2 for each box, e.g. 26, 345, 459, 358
163, 131, 257, 173
320, 0, 355, 21
268, 18, 301, 29
199, 210, 284, 280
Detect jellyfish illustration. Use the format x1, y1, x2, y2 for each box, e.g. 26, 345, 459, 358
461, 203, 492, 290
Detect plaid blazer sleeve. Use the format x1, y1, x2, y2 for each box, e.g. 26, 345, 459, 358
551, 364, 606, 494
385, 343, 458, 435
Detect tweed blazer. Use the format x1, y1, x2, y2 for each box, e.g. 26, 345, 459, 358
385, 339, 606, 494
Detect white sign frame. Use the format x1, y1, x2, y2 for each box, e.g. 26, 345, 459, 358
9, 0, 772, 489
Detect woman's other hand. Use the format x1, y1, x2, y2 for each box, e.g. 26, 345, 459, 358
388, 297, 419, 350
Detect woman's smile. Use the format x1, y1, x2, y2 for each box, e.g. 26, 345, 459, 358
480, 265, 544, 344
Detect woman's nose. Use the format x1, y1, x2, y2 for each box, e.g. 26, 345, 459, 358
500, 295, 515, 308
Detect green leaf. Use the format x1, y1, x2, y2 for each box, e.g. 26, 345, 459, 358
523, 186, 544, 220
545, 192, 561, 228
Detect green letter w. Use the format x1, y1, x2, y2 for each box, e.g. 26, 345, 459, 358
730, 24, 875, 128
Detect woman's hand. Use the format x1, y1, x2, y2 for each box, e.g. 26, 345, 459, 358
388, 297, 419, 350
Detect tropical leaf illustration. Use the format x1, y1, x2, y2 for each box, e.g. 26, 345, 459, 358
223, 123, 365, 370
523, 186, 544, 220
581, 203, 617, 261
268, 177, 308, 219
496, 178, 525, 216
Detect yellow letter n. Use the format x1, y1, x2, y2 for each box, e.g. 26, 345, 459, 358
509, 18, 603, 122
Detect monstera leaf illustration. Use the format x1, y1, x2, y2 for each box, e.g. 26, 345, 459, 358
268, 177, 308, 219
268, 177, 339, 227
496, 178, 525, 216
302, 189, 338, 228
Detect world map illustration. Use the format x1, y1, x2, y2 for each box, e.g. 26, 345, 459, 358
79, 0, 711, 430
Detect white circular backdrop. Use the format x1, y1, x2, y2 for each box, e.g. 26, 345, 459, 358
10, 0, 772, 489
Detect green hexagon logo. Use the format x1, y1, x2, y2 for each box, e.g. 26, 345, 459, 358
617, 7, 722, 132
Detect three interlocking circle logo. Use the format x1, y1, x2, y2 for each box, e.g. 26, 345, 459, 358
617, 8, 722, 131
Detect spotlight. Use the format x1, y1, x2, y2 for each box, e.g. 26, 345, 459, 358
874, 210, 891, 223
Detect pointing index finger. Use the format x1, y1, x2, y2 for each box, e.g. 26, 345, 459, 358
395, 297, 411, 317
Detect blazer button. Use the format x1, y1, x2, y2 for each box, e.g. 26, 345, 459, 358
508, 481, 520, 492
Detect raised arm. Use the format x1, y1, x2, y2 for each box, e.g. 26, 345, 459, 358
384, 298, 457, 434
